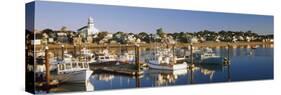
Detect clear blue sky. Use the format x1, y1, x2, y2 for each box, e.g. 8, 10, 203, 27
31, 1, 273, 34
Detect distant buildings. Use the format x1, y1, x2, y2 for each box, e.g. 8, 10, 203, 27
188, 37, 199, 43
27, 17, 273, 45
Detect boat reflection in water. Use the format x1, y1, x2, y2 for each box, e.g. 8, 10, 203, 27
49, 80, 94, 92
148, 69, 187, 86
35, 80, 94, 94
96, 74, 115, 81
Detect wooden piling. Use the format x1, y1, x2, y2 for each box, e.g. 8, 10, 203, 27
61, 45, 64, 60
44, 46, 51, 85
227, 65, 231, 81
189, 69, 193, 84
74, 44, 76, 57
172, 44, 175, 64
227, 43, 230, 61
79, 44, 81, 56
135, 44, 140, 73
189, 43, 194, 84
135, 75, 141, 87
190, 43, 193, 66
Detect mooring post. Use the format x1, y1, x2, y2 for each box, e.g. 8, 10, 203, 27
61, 44, 64, 60
172, 44, 175, 64
79, 44, 81, 55
227, 43, 230, 63
135, 44, 140, 72
190, 68, 193, 84
190, 43, 194, 67
74, 44, 76, 57
228, 64, 231, 82
44, 46, 50, 85
136, 75, 140, 88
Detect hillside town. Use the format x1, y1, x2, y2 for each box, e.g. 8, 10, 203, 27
26, 17, 273, 46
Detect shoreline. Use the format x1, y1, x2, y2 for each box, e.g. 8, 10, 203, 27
33, 41, 273, 50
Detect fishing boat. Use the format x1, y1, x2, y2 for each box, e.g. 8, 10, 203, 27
56, 60, 93, 83
145, 48, 188, 70
50, 53, 74, 71
118, 51, 135, 64
193, 48, 224, 64
79, 48, 96, 63
94, 49, 117, 63
80, 48, 94, 57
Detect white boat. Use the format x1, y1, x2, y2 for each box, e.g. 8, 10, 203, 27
50, 53, 74, 71
145, 48, 188, 70
95, 49, 117, 63
56, 60, 93, 83
80, 48, 94, 57
193, 48, 223, 64
95, 54, 116, 63
118, 51, 135, 63
79, 48, 96, 63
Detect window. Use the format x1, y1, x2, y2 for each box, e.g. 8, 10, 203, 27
84, 63, 88, 68
72, 62, 77, 68
59, 64, 64, 70
66, 63, 71, 69
78, 63, 83, 68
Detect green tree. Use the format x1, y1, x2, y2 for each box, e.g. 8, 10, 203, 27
156, 28, 165, 38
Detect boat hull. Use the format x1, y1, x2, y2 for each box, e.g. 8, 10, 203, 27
201, 57, 224, 64
147, 62, 188, 70
56, 70, 93, 83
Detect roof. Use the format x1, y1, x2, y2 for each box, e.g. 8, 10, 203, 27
77, 26, 88, 32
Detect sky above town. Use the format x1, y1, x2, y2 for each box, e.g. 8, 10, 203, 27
30, 1, 273, 34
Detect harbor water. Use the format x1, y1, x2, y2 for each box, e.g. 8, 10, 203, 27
35, 46, 273, 93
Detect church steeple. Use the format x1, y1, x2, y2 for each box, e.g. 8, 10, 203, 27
87, 17, 94, 36
88, 17, 94, 25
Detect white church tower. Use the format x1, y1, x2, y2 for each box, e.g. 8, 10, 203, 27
77, 17, 99, 43
87, 17, 94, 36
87, 17, 99, 35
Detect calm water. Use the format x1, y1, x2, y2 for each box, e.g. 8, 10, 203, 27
42, 47, 273, 93
90, 48, 273, 90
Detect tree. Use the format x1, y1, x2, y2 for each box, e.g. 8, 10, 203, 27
138, 32, 149, 43
97, 31, 108, 40
156, 28, 165, 38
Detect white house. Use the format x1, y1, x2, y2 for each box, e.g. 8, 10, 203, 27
246, 36, 251, 42
232, 36, 238, 43
188, 37, 199, 43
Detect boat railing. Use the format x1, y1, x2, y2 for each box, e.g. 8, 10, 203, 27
58, 61, 90, 74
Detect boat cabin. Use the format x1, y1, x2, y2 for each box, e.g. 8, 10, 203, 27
57, 61, 90, 74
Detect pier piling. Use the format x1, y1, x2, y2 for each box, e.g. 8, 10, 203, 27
135, 44, 141, 73
190, 43, 194, 68
172, 44, 175, 64
228, 43, 230, 61
74, 44, 76, 57
224, 43, 231, 64
61, 45, 64, 60
44, 46, 51, 85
